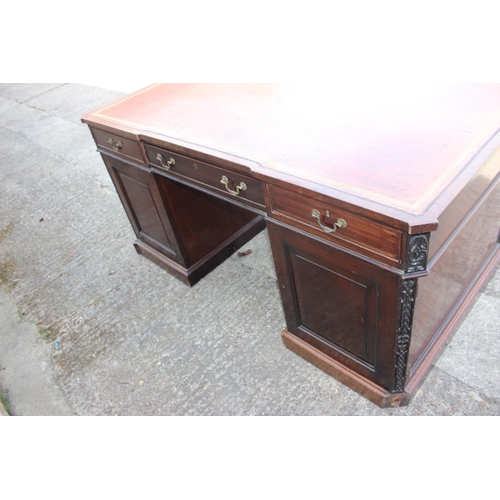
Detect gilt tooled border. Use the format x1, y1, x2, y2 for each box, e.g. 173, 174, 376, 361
94, 87, 500, 217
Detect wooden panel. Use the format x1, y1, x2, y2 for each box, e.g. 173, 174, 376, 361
119, 174, 170, 246
145, 144, 265, 210
268, 184, 403, 266
92, 127, 145, 164
103, 157, 181, 262
428, 147, 500, 260
267, 220, 401, 389
409, 175, 500, 371
290, 251, 378, 365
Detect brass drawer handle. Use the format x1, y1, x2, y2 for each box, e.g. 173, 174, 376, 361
156, 154, 176, 170
220, 175, 247, 196
312, 209, 347, 234
107, 137, 123, 152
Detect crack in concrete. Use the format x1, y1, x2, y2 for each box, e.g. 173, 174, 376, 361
431, 365, 500, 407
17, 83, 68, 104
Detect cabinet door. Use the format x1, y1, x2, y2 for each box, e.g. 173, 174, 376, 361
103, 155, 185, 265
267, 221, 400, 390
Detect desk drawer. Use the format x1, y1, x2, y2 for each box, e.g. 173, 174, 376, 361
92, 128, 145, 164
145, 144, 265, 209
268, 185, 403, 266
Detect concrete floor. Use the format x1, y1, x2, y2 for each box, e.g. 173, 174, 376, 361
0, 83, 499, 416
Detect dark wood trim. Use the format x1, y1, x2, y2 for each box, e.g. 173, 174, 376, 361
428, 173, 500, 269
134, 239, 192, 286
392, 278, 418, 393
405, 234, 430, 273
282, 329, 411, 408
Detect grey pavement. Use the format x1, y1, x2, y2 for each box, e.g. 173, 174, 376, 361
0, 83, 499, 416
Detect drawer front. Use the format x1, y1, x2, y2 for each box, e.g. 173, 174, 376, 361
145, 144, 265, 209
92, 128, 145, 164
268, 185, 403, 266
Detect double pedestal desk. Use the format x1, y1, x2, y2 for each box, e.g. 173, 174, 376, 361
82, 84, 500, 407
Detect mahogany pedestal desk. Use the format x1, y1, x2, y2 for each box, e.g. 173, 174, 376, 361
82, 84, 500, 407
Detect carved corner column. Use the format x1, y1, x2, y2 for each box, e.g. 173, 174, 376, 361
391, 233, 430, 394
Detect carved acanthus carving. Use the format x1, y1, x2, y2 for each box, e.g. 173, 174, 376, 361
406, 234, 429, 273
393, 278, 417, 393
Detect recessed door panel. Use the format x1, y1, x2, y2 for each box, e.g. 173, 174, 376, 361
119, 172, 173, 247
291, 252, 377, 365
103, 156, 183, 263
